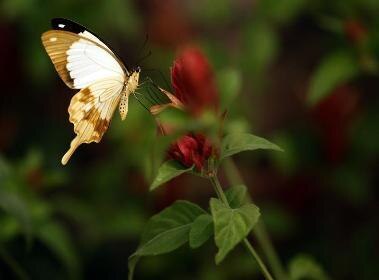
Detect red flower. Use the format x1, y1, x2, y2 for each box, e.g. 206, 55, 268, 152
171, 47, 219, 115
149, 47, 219, 172
150, 46, 219, 116
168, 133, 213, 171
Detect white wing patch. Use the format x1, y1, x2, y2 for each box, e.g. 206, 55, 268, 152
66, 38, 124, 89
79, 30, 113, 52
41, 30, 126, 89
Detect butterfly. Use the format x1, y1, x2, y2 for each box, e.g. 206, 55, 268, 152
41, 18, 140, 165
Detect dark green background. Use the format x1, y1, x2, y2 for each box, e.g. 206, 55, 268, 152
1, 0, 378, 279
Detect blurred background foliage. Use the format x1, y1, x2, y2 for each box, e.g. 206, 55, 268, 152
0, 0, 379, 279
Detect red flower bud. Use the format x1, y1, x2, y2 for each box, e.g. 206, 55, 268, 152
168, 133, 213, 171
171, 47, 219, 115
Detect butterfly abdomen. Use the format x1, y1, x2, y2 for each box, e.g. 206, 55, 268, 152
119, 91, 129, 120
118, 70, 140, 120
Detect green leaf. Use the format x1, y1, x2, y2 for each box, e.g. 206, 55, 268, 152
288, 254, 329, 280
210, 198, 260, 264
221, 133, 283, 160
308, 50, 359, 105
137, 223, 189, 256
128, 201, 206, 279
189, 214, 213, 249
150, 161, 193, 191
138, 200, 206, 255
225, 185, 248, 208
0, 190, 32, 246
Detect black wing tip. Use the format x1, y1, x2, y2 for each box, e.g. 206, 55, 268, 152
51, 18, 69, 27
51, 18, 85, 34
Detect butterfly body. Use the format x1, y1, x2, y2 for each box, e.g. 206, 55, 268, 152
119, 69, 140, 120
41, 18, 140, 165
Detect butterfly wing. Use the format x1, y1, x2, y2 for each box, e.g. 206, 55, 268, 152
51, 18, 119, 58
41, 19, 130, 164
41, 30, 126, 89
61, 78, 124, 165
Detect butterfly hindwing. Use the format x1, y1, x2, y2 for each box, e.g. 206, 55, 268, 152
61, 79, 124, 165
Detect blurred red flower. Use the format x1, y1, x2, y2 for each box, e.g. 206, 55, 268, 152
171, 47, 219, 116
140, 0, 193, 47
344, 19, 368, 44
168, 133, 213, 171
312, 85, 359, 163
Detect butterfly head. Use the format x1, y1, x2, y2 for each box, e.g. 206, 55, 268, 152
134, 66, 141, 73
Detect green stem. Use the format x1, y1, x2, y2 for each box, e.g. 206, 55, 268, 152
242, 239, 274, 280
209, 174, 274, 280
223, 159, 288, 280
210, 173, 229, 205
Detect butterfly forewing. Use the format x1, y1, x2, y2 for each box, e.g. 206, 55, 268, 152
41, 30, 125, 89
50, 18, 125, 70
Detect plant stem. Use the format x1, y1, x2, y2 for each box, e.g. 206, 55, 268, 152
242, 239, 274, 280
254, 221, 288, 280
223, 158, 288, 280
210, 173, 229, 205
209, 174, 274, 280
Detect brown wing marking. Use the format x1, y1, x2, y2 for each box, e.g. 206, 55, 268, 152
61, 85, 121, 165
41, 31, 78, 88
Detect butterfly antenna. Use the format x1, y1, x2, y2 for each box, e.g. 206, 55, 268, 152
141, 33, 149, 53
131, 33, 150, 67
136, 50, 152, 66
136, 33, 149, 56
